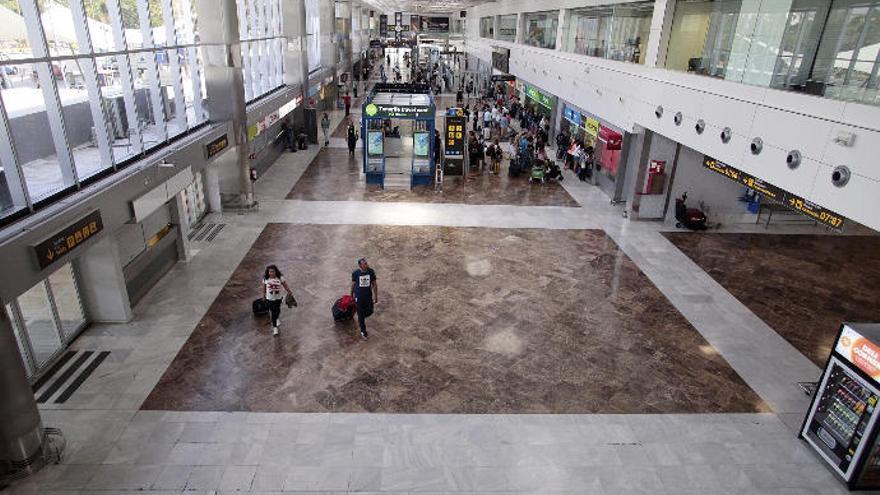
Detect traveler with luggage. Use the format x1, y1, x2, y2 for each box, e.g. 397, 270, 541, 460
260, 265, 294, 336
351, 258, 378, 340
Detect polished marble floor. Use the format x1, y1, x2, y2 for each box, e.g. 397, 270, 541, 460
664, 232, 880, 367
1, 95, 864, 494
286, 149, 578, 207
143, 224, 765, 414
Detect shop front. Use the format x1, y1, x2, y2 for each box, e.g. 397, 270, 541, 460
519, 81, 557, 133
558, 101, 628, 202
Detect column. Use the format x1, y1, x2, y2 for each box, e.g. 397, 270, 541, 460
171, 192, 193, 263
555, 9, 570, 52
0, 307, 44, 474
74, 236, 133, 322
492, 15, 499, 40
515, 13, 525, 44
644, 0, 677, 68
195, 0, 251, 208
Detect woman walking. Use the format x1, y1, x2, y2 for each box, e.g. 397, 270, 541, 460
261, 265, 293, 336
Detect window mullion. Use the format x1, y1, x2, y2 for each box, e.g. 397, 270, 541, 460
69, 0, 116, 169
137, 0, 170, 142
178, 0, 205, 122
106, 0, 145, 154
161, 0, 187, 131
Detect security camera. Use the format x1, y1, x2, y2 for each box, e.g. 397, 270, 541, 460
720, 127, 732, 143
695, 119, 705, 134
655, 105, 663, 119
831, 166, 851, 188
674, 112, 683, 126
750, 137, 763, 155
786, 150, 801, 169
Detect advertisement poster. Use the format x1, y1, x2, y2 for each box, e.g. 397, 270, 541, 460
836, 325, 880, 380
413, 132, 429, 157
367, 131, 384, 156
421, 16, 450, 33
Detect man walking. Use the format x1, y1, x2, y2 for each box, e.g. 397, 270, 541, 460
351, 258, 378, 340
320, 113, 331, 146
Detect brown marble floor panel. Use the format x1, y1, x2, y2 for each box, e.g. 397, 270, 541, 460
142, 224, 767, 413
663, 232, 880, 367
287, 149, 579, 207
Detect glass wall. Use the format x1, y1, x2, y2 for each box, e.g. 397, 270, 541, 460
237, 0, 285, 102
565, 2, 653, 64
305, 0, 322, 73
523, 11, 559, 49
0, 0, 210, 223
497, 14, 517, 42
665, 0, 880, 106
480, 16, 494, 38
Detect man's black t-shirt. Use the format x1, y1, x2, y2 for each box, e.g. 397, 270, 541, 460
352, 268, 376, 303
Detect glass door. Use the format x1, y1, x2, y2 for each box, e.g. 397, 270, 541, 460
47, 263, 87, 342
16, 280, 64, 369
5, 304, 36, 378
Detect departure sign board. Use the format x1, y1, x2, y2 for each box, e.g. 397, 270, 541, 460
204, 134, 229, 160
33, 210, 104, 270
445, 116, 466, 158
703, 156, 845, 229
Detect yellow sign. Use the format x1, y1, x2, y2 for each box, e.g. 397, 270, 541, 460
247, 124, 259, 141
584, 118, 599, 137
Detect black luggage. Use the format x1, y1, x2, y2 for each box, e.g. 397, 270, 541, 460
332, 296, 355, 322
252, 298, 270, 316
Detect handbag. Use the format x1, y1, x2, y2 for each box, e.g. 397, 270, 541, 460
284, 293, 298, 308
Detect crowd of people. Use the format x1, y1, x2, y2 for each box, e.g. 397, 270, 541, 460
451, 80, 599, 183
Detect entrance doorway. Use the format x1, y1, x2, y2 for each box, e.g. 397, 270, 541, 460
5, 262, 88, 380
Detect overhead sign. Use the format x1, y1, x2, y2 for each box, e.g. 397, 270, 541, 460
444, 115, 466, 158
33, 210, 103, 270
379, 14, 387, 37
703, 156, 845, 229
524, 84, 553, 109
584, 117, 600, 137
364, 103, 432, 119
204, 134, 229, 160
562, 105, 582, 126
491, 75, 516, 82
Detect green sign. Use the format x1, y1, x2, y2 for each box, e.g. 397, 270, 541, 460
525, 85, 553, 109
365, 103, 378, 117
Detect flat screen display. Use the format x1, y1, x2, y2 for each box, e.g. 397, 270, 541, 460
368, 131, 384, 156
413, 132, 429, 157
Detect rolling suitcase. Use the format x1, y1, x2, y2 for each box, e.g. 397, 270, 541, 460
252, 298, 270, 316
332, 295, 355, 322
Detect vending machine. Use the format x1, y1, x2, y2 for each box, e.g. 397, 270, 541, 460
801, 323, 880, 489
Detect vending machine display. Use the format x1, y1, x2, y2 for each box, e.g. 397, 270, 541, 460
801, 323, 880, 489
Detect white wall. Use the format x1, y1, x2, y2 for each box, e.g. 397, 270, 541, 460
665, 144, 754, 224
466, 0, 880, 232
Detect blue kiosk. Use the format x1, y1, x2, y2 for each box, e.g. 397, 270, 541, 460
361, 83, 436, 187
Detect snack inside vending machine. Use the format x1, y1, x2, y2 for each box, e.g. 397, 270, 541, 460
801, 323, 880, 489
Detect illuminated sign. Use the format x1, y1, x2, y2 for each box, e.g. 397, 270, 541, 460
524, 84, 553, 109
444, 115, 466, 157
278, 96, 303, 119
584, 117, 600, 137
33, 211, 104, 270
703, 155, 845, 229
836, 325, 880, 380
562, 105, 582, 126
204, 134, 229, 160
364, 103, 432, 119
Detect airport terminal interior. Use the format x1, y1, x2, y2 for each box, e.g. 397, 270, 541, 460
1, 0, 880, 493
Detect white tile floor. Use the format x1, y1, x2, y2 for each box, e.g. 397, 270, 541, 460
2, 82, 871, 495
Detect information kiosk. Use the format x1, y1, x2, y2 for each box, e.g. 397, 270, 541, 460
361, 83, 436, 188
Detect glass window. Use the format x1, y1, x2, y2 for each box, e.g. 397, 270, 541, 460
523, 11, 559, 49
498, 15, 517, 42
238, 0, 286, 101
1, 62, 76, 202
17, 280, 63, 368
47, 263, 86, 341
305, 0, 322, 73
567, 3, 653, 63
480, 16, 494, 38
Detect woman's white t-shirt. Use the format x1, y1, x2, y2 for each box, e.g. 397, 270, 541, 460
264, 276, 286, 301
